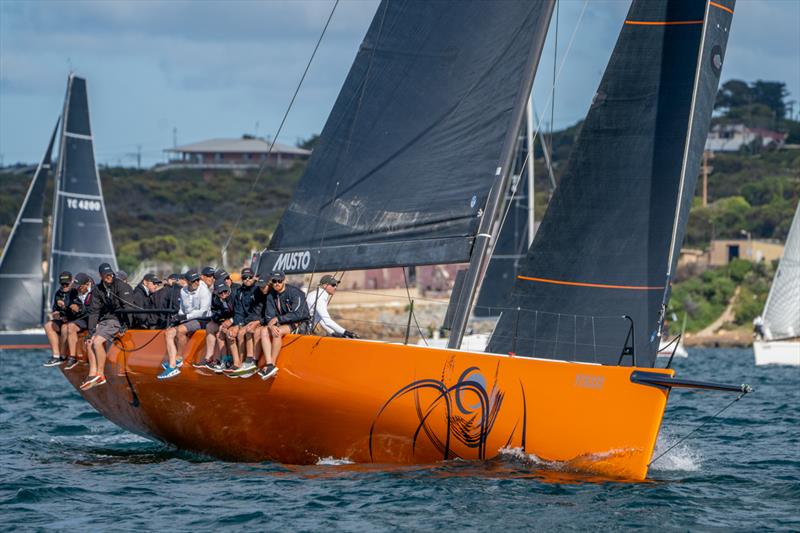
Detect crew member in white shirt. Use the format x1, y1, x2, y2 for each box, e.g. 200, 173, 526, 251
160, 269, 212, 379
306, 275, 357, 338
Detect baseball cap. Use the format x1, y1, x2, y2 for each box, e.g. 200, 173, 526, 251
214, 269, 230, 280
143, 273, 159, 283
185, 270, 200, 283
256, 278, 269, 288
201, 266, 216, 277
58, 271, 73, 284
214, 280, 230, 294
98, 263, 114, 276
116, 270, 128, 281
319, 275, 338, 286
269, 271, 286, 282
167, 273, 180, 281
241, 267, 254, 279
74, 272, 92, 285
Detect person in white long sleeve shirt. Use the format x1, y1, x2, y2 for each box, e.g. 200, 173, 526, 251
160, 270, 212, 379
306, 275, 357, 338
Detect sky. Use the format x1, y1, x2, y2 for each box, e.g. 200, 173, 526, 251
1, 0, 798, 167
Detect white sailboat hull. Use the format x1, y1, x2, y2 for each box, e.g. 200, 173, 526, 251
753, 340, 800, 366
657, 339, 688, 358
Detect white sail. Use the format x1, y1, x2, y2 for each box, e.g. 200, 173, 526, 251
762, 203, 800, 340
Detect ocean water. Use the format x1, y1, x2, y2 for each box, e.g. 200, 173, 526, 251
1, 348, 797, 531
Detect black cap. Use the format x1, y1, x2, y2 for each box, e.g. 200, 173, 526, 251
269, 271, 286, 282
168, 273, 180, 281
214, 269, 230, 280
241, 267, 254, 279
74, 272, 91, 285
58, 271, 73, 284
116, 270, 128, 281
319, 275, 338, 286
143, 273, 159, 283
256, 278, 269, 288
201, 266, 216, 277
185, 270, 200, 283
214, 281, 230, 294
98, 263, 114, 276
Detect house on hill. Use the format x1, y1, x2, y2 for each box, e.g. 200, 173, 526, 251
160, 135, 311, 171
705, 124, 787, 152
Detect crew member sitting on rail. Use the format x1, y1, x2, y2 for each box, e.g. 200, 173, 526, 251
215, 269, 240, 294
306, 275, 357, 339
193, 280, 235, 372
61, 272, 93, 370
258, 271, 310, 380
82, 263, 133, 390
43, 271, 75, 367
226, 268, 258, 375
228, 277, 269, 377
160, 269, 211, 380
200, 266, 216, 290
132, 273, 159, 329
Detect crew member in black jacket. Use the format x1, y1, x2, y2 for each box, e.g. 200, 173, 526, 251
62, 272, 94, 370
82, 263, 133, 390
193, 280, 235, 371
131, 273, 160, 329
257, 271, 309, 380
43, 271, 75, 367
226, 268, 257, 371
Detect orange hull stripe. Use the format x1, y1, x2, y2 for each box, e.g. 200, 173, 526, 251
710, 1, 734, 15
624, 20, 703, 26
517, 275, 665, 291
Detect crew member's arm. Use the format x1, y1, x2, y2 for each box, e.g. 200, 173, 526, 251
313, 292, 346, 335
185, 284, 212, 319
87, 290, 103, 334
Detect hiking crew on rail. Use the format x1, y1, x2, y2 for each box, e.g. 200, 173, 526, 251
43, 263, 357, 388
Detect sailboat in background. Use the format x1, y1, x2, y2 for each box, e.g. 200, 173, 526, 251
0, 74, 117, 350
60, 0, 748, 480
753, 202, 800, 366
0, 122, 59, 349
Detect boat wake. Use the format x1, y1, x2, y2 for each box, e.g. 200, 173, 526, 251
649, 433, 702, 472
315, 456, 355, 466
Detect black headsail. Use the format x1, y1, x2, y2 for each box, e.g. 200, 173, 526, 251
488, 0, 736, 367
49, 74, 117, 299
0, 120, 59, 330
258, 0, 554, 276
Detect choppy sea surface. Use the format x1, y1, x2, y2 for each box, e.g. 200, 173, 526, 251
1, 348, 798, 531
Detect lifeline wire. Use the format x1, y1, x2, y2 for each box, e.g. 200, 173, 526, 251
648, 390, 749, 467
220, 0, 340, 260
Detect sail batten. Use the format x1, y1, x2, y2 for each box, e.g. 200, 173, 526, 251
488, 0, 736, 367
49, 75, 117, 298
258, 0, 555, 276
0, 119, 59, 330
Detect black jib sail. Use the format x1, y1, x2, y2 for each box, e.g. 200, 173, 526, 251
488, 0, 736, 367
258, 0, 554, 275
49, 74, 117, 299
0, 121, 59, 331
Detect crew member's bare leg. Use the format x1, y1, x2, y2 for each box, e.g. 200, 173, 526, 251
44, 321, 61, 357
92, 335, 108, 377
204, 321, 220, 362
268, 325, 292, 365
165, 326, 178, 367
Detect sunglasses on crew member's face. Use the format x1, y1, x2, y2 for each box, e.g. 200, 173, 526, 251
270, 279, 284, 284
242, 276, 253, 281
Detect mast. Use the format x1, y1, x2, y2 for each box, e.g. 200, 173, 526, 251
447, 4, 555, 349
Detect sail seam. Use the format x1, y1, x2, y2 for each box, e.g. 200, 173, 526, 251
57, 190, 102, 200
64, 132, 92, 140
20, 218, 43, 223
517, 275, 664, 291
52, 249, 115, 258
624, 20, 703, 25
709, 1, 734, 14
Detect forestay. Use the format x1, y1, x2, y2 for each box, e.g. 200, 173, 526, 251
49, 75, 117, 298
488, 0, 736, 367
762, 204, 800, 340
0, 121, 59, 330
258, 0, 554, 275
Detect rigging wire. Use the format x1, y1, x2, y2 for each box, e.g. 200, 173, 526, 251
648, 390, 749, 467
220, 0, 340, 262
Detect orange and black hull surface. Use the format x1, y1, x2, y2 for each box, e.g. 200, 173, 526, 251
61, 330, 673, 480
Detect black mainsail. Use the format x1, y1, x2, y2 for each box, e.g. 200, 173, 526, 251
49, 74, 117, 299
0, 121, 59, 331
488, 0, 736, 367
258, 0, 554, 275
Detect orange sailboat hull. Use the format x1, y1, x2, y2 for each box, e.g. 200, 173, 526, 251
62, 330, 673, 480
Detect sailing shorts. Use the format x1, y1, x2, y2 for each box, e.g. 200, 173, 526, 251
183, 319, 208, 334
95, 317, 121, 341
69, 318, 88, 331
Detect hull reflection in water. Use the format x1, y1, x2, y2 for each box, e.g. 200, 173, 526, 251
62, 330, 672, 480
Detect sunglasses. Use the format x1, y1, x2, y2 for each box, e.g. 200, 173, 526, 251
270, 279, 284, 284
242, 276, 253, 281
60, 282, 71, 287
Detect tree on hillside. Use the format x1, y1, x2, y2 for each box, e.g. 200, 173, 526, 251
714, 79, 789, 125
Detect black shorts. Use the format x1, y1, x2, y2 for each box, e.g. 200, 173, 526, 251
69, 318, 88, 331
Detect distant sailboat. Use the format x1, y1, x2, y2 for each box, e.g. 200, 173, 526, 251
753, 203, 800, 366
0, 74, 117, 350
0, 122, 59, 349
